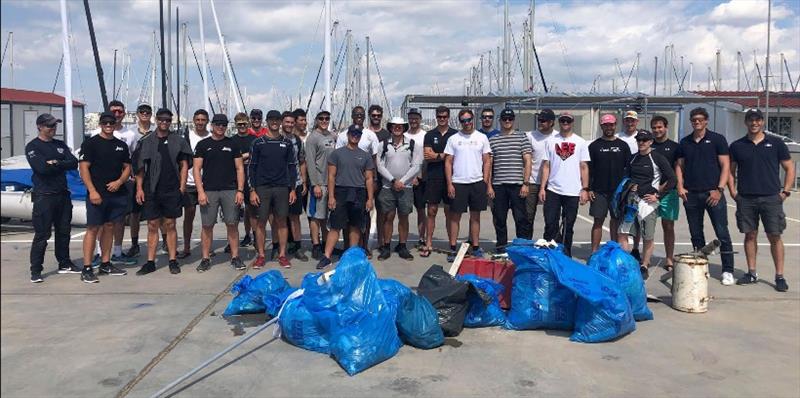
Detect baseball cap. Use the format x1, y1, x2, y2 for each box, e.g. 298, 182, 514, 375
316, 110, 331, 118
407, 108, 422, 117
499, 108, 515, 119
635, 130, 654, 141
538, 109, 556, 121
624, 110, 639, 120
211, 114, 229, 125
266, 110, 282, 120
136, 103, 153, 113
250, 109, 263, 119
98, 111, 116, 124
600, 114, 617, 124
156, 108, 173, 118
347, 125, 363, 136
36, 113, 62, 126
744, 108, 764, 121
558, 111, 574, 122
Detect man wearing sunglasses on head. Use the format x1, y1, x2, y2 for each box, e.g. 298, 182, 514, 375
478, 108, 500, 139
247, 109, 268, 138
538, 111, 590, 258
133, 108, 193, 276
125, 103, 159, 259
444, 109, 492, 261
79, 111, 132, 283
178, 109, 211, 259
420, 105, 458, 258
525, 108, 558, 235
305, 110, 337, 260
404, 108, 427, 250
231, 112, 257, 250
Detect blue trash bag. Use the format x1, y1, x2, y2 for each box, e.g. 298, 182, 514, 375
588, 241, 653, 321
301, 248, 402, 375
543, 249, 636, 343
456, 274, 506, 327
378, 278, 413, 315
504, 244, 576, 330
278, 296, 331, 354
396, 293, 445, 349
223, 270, 292, 316
264, 287, 299, 318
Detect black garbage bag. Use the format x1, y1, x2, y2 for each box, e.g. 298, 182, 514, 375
417, 265, 473, 337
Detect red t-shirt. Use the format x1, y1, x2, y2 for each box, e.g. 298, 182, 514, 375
247, 127, 268, 138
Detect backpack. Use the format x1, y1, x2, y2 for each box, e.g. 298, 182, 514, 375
381, 138, 415, 161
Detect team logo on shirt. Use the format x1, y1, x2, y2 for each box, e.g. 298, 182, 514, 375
27, 150, 36, 158
555, 142, 576, 160
115, 146, 125, 152
56, 148, 64, 154
704, 140, 711, 144
765, 142, 773, 147
222, 146, 232, 152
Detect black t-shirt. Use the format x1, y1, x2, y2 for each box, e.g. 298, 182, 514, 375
194, 136, 241, 191
79, 134, 131, 196
730, 134, 791, 196
651, 139, 680, 167
231, 133, 257, 156
628, 151, 676, 197
677, 130, 729, 191
423, 128, 457, 180
156, 136, 181, 192
374, 128, 391, 142
588, 138, 631, 193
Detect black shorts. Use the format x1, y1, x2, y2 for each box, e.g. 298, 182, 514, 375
424, 178, 451, 205
413, 180, 426, 209
142, 189, 183, 221
589, 191, 618, 219
735, 194, 786, 234
86, 193, 129, 226
183, 185, 199, 207
130, 186, 143, 213
328, 187, 367, 230
451, 181, 488, 213
288, 185, 305, 215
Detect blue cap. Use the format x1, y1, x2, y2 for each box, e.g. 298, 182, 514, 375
347, 125, 363, 136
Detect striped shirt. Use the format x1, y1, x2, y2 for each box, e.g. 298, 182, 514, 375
489, 130, 532, 185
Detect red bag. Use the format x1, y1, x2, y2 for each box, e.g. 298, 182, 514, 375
457, 258, 515, 309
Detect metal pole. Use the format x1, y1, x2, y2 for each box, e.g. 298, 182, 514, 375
765, 0, 772, 131
324, 0, 331, 111
715, 49, 721, 91
113, 49, 117, 101
199, 0, 210, 112
166, 0, 172, 109
159, 0, 167, 109
84, 0, 109, 109
653, 56, 658, 96
151, 31, 156, 107
209, 0, 242, 113
503, 0, 509, 94
176, 7, 180, 127
183, 23, 188, 118
366, 36, 371, 106
737, 51, 741, 91
59, 0, 74, 148
779, 53, 784, 91
8, 31, 12, 89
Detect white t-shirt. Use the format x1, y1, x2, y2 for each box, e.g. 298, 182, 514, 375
187, 129, 211, 186
90, 126, 140, 156
527, 129, 558, 184
616, 131, 639, 154
544, 133, 590, 196
404, 129, 426, 178
443, 130, 492, 184
335, 128, 380, 155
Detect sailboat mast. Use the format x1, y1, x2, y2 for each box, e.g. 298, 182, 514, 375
324, 0, 331, 111
159, 0, 167, 108
83, 0, 108, 109
59, 0, 74, 147
209, 0, 242, 113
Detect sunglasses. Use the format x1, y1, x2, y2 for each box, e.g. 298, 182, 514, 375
100, 121, 115, 126
500, 117, 515, 122
459, 117, 473, 124
436, 115, 449, 119
317, 116, 330, 121
636, 139, 651, 143
690, 118, 706, 123
44, 123, 58, 128
212, 122, 227, 127
157, 118, 171, 122
370, 114, 382, 118
558, 119, 573, 124
236, 123, 248, 127
111, 109, 125, 114
538, 119, 551, 123
138, 110, 152, 115
352, 113, 365, 118
481, 115, 494, 120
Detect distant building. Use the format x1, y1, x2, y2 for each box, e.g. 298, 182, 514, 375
688, 91, 800, 143
0, 88, 85, 158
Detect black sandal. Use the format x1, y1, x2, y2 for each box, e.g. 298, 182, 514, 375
176, 250, 191, 259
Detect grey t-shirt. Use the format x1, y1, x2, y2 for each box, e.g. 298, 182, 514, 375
305, 129, 337, 187
327, 146, 375, 188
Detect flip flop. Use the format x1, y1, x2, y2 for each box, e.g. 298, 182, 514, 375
419, 246, 432, 258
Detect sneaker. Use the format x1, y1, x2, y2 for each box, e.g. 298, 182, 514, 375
168, 260, 181, 274
91, 254, 101, 269
136, 261, 157, 276
287, 241, 298, 255
311, 244, 322, 260
396, 244, 414, 261
99, 262, 128, 276
159, 241, 168, 255
631, 249, 642, 264
278, 256, 292, 269
378, 245, 391, 260
239, 234, 252, 248
721, 272, 735, 286
224, 244, 231, 254
58, 261, 82, 274
775, 277, 789, 292
196, 258, 211, 273
471, 247, 485, 258
111, 254, 137, 265
231, 257, 246, 270
251, 256, 266, 270
446, 252, 457, 263
736, 271, 758, 285
640, 266, 649, 280
81, 267, 99, 283
123, 244, 140, 258
315, 256, 332, 270
293, 247, 309, 261
31, 272, 43, 283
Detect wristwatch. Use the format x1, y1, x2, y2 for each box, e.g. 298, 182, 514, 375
581, 187, 590, 192
782, 190, 791, 197
236, 189, 244, 194
716, 186, 725, 193
523, 182, 530, 186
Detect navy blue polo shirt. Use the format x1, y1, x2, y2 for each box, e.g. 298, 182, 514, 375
479, 128, 500, 139
729, 134, 791, 196
677, 130, 729, 192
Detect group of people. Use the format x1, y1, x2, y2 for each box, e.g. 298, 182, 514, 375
25, 101, 794, 292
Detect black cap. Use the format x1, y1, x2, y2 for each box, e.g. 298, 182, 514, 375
538, 109, 556, 121
98, 111, 116, 124
211, 114, 229, 125
744, 108, 764, 121
499, 108, 515, 119
36, 113, 62, 126
250, 109, 263, 119
407, 108, 422, 116
156, 108, 173, 118
266, 110, 282, 120
137, 103, 152, 113
347, 125, 363, 136
317, 110, 331, 117
635, 130, 654, 141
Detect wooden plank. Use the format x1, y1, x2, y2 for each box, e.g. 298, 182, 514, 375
447, 242, 471, 276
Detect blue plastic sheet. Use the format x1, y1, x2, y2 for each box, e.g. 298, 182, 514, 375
505, 244, 576, 330
395, 293, 444, 349
457, 274, 506, 328
588, 242, 653, 321
223, 270, 292, 316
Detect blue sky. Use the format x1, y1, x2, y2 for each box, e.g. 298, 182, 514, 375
1, 0, 798, 118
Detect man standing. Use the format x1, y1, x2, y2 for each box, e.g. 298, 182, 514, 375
249, 110, 297, 269
247, 109, 268, 138
617, 131, 676, 279
231, 113, 257, 249
193, 114, 246, 272
364, 105, 390, 253
650, 115, 680, 270
26, 114, 80, 283
293, 108, 309, 142
134, 108, 193, 275
478, 107, 500, 139
405, 108, 427, 248
538, 112, 590, 258
526, 108, 558, 236
376, 117, 422, 260
178, 109, 211, 259
305, 110, 336, 260
617, 110, 641, 153
588, 114, 631, 252
675, 107, 735, 285
420, 106, 458, 258
316, 126, 375, 270
728, 109, 794, 291
282, 111, 309, 261
488, 108, 532, 253
444, 109, 492, 261
79, 111, 132, 283
125, 103, 156, 259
